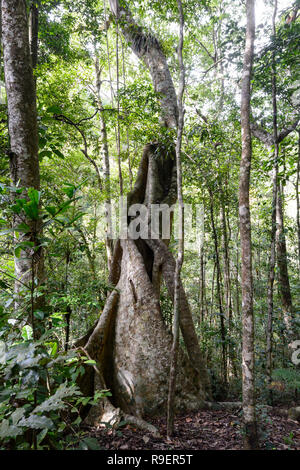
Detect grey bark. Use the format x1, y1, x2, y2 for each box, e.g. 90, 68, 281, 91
79, 145, 208, 423
29, 1, 39, 69
209, 190, 227, 386
266, 0, 279, 403
1, 0, 44, 334
251, 107, 296, 343
95, 55, 114, 269
297, 131, 300, 278
239, 0, 258, 450
250, 117, 300, 148
76, 0, 210, 425
109, 0, 178, 128
221, 196, 237, 378
167, 0, 185, 437
276, 184, 294, 338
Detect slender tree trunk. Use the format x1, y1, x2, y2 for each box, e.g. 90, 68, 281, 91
221, 195, 237, 378
276, 183, 294, 337
233, 224, 241, 321
198, 241, 206, 324
209, 190, 227, 387
297, 131, 300, 278
197, 204, 206, 324
95, 55, 114, 269
64, 249, 71, 352
266, 0, 278, 404
266, 166, 278, 401
210, 260, 216, 318
121, 39, 133, 190
167, 0, 185, 438
115, 20, 123, 195
239, 0, 258, 450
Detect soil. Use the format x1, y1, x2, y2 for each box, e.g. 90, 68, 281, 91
85, 407, 300, 450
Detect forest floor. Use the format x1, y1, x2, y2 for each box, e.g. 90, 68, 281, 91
86, 407, 300, 451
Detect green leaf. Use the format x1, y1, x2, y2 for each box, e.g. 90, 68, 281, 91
37, 428, 48, 445
15, 241, 35, 257
50, 341, 58, 356
46, 105, 63, 114
0, 419, 24, 438
11, 204, 22, 214
11, 408, 25, 425
82, 437, 101, 450
34, 310, 45, 320
63, 184, 76, 199
18, 414, 54, 430
15, 222, 31, 233
14, 246, 21, 258
45, 206, 57, 216
28, 188, 40, 205
39, 150, 53, 160
33, 382, 81, 414
73, 416, 82, 426
78, 440, 89, 450
0, 280, 9, 289
21, 325, 33, 340
23, 201, 39, 220
53, 148, 65, 159
39, 137, 47, 149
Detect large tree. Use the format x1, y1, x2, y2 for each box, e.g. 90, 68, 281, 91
76, 0, 211, 427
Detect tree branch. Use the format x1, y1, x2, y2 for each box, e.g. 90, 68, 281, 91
277, 117, 300, 143
108, 0, 178, 128
53, 113, 103, 190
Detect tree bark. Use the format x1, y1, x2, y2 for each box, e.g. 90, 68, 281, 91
1, 0, 44, 336
276, 183, 294, 338
239, 0, 258, 450
221, 195, 237, 378
108, 0, 178, 128
76, 0, 210, 424
167, 0, 185, 437
95, 55, 114, 270
297, 131, 300, 278
209, 190, 227, 387
250, 106, 296, 343
29, 1, 39, 70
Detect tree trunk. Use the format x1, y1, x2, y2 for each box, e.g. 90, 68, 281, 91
108, 0, 178, 128
95, 55, 114, 270
266, 162, 277, 401
297, 131, 300, 278
266, 0, 278, 404
221, 195, 237, 378
239, 0, 258, 450
1, 0, 44, 336
209, 190, 227, 387
29, 1, 39, 70
167, 0, 185, 437
198, 232, 207, 325
76, 0, 210, 425
81, 148, 207, 422
276, 183, 294, 338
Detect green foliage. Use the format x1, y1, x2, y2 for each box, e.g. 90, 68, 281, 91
272, 368, 300, 390
0, 337, 109, 449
